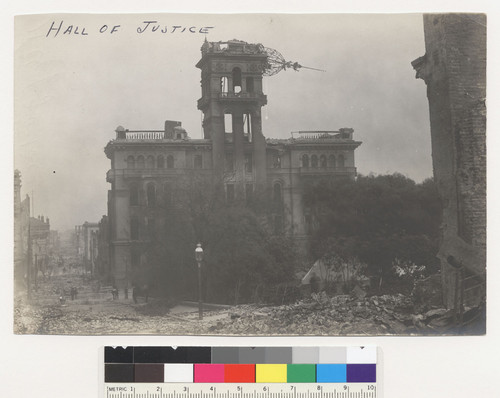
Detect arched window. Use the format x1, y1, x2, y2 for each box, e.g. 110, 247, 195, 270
273, 154, 281, 169
273, 182, 282, 203
157, 155, 165, 169
166, 155, 174, 169
338, 154, 345, 168
136, 155, 145, 169
220, 76, 228, 94
130, 184, 139, 206
320, 154, 327, 168
130, 218, 139, 240
146, 155, 155, 169
328, 154, 336, 168
146, 183, 156, 207
126, 155, 135, 169
224, 113, 233, 134
311, 155, 318, 168
232, 67, 242, 93
302, 154, 309, 168
243, 112, 252, 141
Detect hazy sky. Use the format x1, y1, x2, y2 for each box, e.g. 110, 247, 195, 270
14, 13, 431, 231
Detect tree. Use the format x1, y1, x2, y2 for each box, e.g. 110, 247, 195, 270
305, 174, 442, 289
142, 172, 298, 304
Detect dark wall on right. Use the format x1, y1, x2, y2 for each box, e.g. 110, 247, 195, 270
412, 14, 486, 309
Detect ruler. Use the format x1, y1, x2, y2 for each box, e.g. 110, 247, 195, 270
104, 383, 378, 398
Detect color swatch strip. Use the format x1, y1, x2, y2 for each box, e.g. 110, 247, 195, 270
105, 347, 376, 384
105, 363, 376, 383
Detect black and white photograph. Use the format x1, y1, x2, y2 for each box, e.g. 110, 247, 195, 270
13, 12, 486, 336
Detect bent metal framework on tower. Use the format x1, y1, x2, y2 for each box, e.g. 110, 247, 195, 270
104, 39, 361, 289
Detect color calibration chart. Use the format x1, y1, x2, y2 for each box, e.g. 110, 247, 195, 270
104, 346, 380, 398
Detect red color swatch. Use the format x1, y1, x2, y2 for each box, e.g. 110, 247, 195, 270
224, 364, 255, 383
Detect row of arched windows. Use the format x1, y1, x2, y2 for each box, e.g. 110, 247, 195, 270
127, 155, 175, 169
301, 154, 345, 169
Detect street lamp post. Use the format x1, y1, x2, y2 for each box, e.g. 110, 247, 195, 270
195, 243, 204, 320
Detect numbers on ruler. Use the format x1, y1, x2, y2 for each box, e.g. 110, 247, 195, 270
105, 385, 376, 398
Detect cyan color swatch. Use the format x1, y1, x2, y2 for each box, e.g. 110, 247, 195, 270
316, 364, 347, 383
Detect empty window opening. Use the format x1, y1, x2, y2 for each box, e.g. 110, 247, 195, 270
232, 67, 242, 93
246, 77, 254, 93
147, 218, 155, 239
338, 154, 345, 168
226, 184, 235, 203
305, 214, 313, 234
127, 155, 135, 169
329, 154, 336, 168
224, 113, 233, 134
245, 183, 253, 204
320, 155, 327, 168
166, 155, 174, 169
243, 113, 252, 141
194, 154, 203, 169
302, 154, 309, 168
130, 218, 139, 240
273, 215, 283, 235
273, 154, 281, 168
273, 182, 282, 203
311, 155, 319, 168
147, 183, 156, 207
245, 153, 253, 173
225, 152, 234, 172
146, 155, 155, 169
130, 184, 139, 206
220, 76, 228, 94
136, 155, 145, 169
163, 183, 172, 206
157, 155, 165, 169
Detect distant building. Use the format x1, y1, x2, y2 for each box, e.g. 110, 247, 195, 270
104, 39, 361, 289
30, 215, 51, 272
75, 222, 99, 276
412, 14, 486, 309
14, 170, 30, 281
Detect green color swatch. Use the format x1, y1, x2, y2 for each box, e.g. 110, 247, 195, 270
286, 364, 316, 383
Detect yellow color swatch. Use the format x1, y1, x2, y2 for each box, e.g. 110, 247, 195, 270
255, 364, 287, 383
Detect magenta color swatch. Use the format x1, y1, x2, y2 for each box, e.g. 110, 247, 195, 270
194, 364, 225, 383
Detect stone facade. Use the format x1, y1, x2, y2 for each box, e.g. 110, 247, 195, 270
412, 14, 486, 308
104, 40, 361, 289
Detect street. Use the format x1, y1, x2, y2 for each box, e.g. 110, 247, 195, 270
12, 270, 458, 336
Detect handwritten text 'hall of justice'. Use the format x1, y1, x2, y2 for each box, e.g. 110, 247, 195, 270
46, 21, 215, 37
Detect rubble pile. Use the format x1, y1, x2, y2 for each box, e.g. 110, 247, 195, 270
210, 292, 417, 335
14, 273, 480, 335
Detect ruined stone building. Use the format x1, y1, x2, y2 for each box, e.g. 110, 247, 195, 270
14, 170, 30, 282
412, 14, 486, 310
14, 170, 55, 285
75, 222, 99, 276
104, 39, 361, 289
